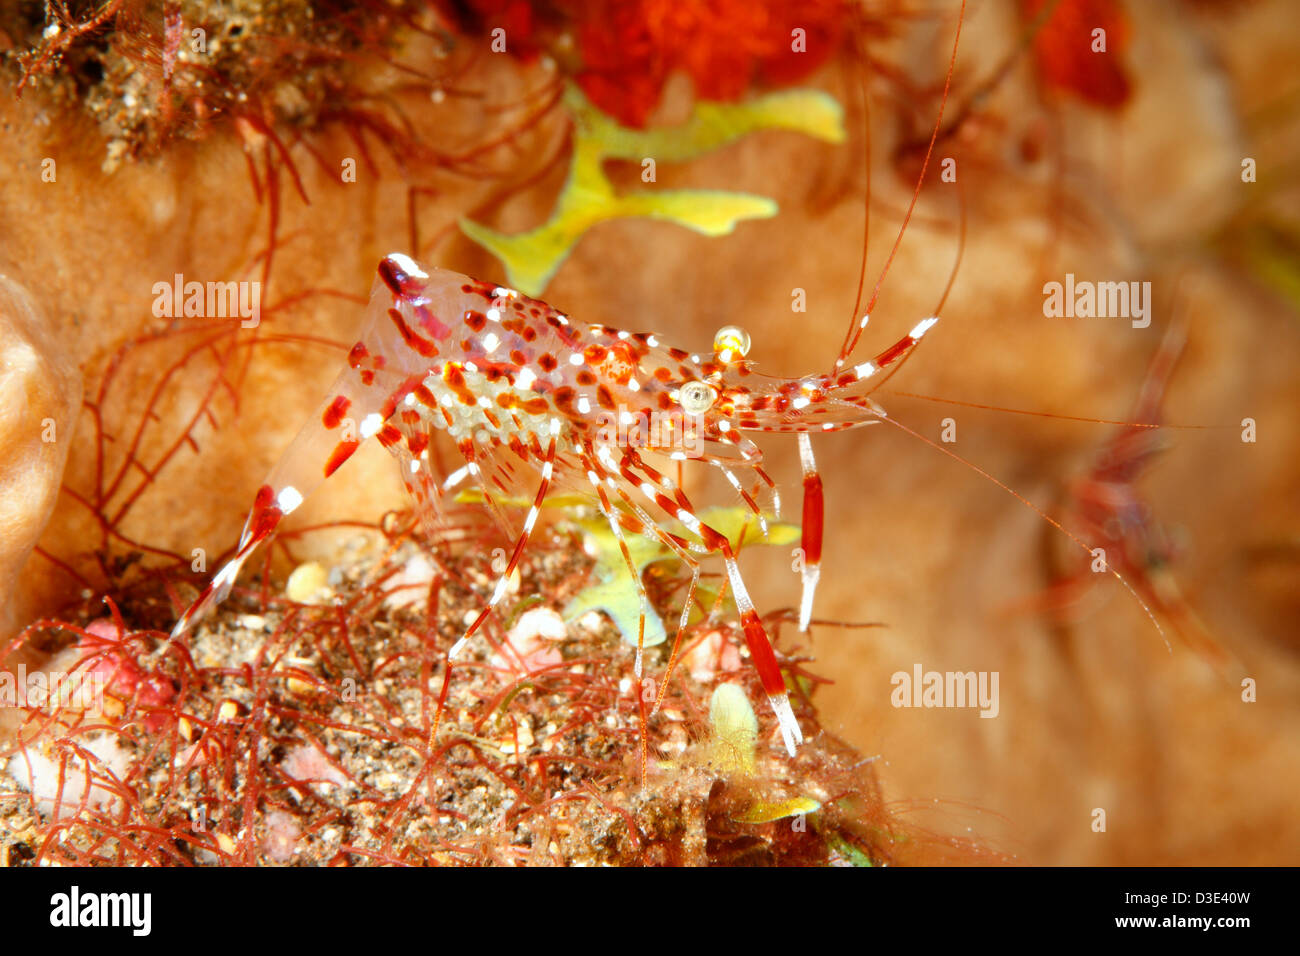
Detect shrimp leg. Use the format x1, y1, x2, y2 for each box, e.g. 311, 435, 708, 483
448, 420, 561, 659
171, 270, 424, 639
796, 431, 823, 633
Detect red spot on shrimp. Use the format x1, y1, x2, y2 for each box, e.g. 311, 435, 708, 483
876, 335, 916, 368
378, 257, 407, 295
599, 343, 636, 385
322, 395, 351, 429
553, 386, 577, 416
464, 310, 487, 332
538, 353, 558, 372
388, 307, 439, 358
414, 305, 452, 339
347, 342, 369, 369
443, 364, 477, 406
248, 484, 283, 540
522, 397, 551, 416
325, 440, 360, 477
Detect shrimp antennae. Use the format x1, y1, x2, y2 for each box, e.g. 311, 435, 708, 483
793, 4, 968, 630
836, 0, 967, 371
872, 409, 1171, 651
882, 391, 1222, 430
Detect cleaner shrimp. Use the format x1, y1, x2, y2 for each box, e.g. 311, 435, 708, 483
167, 251, 944, 756
169, 0, 1168, 759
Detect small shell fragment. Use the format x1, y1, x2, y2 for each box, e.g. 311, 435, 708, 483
285, 561, 332, 604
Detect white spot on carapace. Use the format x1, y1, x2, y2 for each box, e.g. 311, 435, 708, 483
517, 368, 538, 390
792, 396, 811, 410
486, 307, 502, 321
359, 413, 383, 439
482, 332, 501, 353
409, 459, 420, 474
853, 360, 877, 380
569, 353, 584, 366
718, 421, 731, 432
627, 377, 640, 392
577, 396, 591, 415
646, 335, 659, 348
859, 313, 871, 329
404, 393, 416, 406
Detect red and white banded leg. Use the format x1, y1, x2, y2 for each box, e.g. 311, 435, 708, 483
582, 452, 654, 677
796, 431, 823, 633
722, 551, 803, 756
448, 419, 560, 659
623, 462, 804, 755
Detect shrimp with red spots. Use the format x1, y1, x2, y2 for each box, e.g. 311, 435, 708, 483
171, 0, 1171, 759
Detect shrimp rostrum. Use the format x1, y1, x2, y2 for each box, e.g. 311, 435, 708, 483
171, 253, 939, 756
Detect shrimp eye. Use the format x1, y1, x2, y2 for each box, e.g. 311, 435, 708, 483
679, 381, 718, 414
713, 325, 751, 363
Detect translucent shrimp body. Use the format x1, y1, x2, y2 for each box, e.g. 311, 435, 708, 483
171, 253, 940, 756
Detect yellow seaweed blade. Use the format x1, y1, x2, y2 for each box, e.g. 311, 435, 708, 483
460, 83, 846, 296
